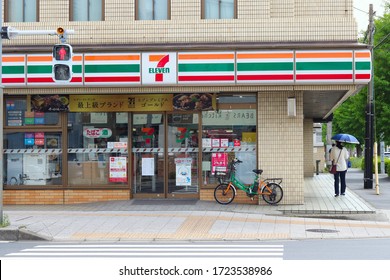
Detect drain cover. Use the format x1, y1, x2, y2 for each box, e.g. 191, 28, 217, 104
306, 229, 339, 233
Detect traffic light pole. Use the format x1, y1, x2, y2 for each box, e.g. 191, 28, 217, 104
0, 24, 74, 224
1, 26, 74, 42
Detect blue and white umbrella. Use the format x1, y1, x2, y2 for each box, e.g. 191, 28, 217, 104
331, 133, 360, 144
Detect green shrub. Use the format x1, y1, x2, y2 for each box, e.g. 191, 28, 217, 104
349, 157, 362, 168
360, 156, 390, 175
0, 214, 10, 228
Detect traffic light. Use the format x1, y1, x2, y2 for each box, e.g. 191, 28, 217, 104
52, 43, 73, 82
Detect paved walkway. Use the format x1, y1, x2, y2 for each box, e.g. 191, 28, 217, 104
2, 169, 390, 241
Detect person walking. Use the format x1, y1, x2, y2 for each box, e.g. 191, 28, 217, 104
330, 141, 349, 197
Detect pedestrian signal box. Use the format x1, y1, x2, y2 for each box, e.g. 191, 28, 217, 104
52, 43, 73, 82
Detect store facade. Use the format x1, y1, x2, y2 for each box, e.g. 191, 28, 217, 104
2, 49, 371, 205
1, 0, 371, 205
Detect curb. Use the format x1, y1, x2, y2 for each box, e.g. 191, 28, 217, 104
0, 227, 51, 241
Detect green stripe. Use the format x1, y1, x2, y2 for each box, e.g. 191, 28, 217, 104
72, 65, 82, 74
355, 61, 370, 70
178, 63, 234, 72
27, 65, 52, 74
85, 64, 140, 73
237, 62, 293, 71
2, 65, 24, 75
296, 62, 352, 71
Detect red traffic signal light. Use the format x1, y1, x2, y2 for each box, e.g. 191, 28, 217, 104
53, 44, 72, 61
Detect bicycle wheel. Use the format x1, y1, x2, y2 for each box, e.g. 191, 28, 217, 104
262, 183, 283, 204
214, 183, 236, 205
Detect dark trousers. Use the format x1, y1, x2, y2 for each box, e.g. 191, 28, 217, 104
334, 170, 347, 195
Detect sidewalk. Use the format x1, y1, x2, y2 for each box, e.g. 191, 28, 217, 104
2, 169, 390, 241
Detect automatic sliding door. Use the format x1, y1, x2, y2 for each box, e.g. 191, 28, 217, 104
167, 113, 199, 198
132, 114, 164, 197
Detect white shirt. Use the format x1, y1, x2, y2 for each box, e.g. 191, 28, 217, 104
330, 146, 349, 172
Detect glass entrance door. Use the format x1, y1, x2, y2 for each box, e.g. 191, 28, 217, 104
167, 113, 199, 198
132, 112, 200, 198
132, 114, 165, 197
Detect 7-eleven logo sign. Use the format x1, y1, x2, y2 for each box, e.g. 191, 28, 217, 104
142, 52, 177, 85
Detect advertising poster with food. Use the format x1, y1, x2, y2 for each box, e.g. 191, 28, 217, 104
31, 95, 70, 112
173, 93, 215, 111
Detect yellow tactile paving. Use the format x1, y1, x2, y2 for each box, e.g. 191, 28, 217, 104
67, 212, 390, 241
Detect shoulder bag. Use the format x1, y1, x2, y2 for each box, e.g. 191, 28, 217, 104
329, 149, 341, 174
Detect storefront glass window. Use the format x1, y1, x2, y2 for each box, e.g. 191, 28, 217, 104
202, 109, 257, 185
67, 112, 129, 186
5, 98, 60, 126
4, 132, 62, 186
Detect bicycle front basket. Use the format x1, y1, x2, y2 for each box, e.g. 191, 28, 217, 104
215, 168, 230, 183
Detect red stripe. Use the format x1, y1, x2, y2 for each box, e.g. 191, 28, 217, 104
355, 74, 371, 80
178, 75, 235, 81
296, 74, 353, 80
27, 77, 55, 83
70, 77, 83, 83
237, 74, 293, 81
2, 77, 25, 83
85, 76, 140, 83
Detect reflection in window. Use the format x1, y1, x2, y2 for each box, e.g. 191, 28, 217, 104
137, 0, 169, 20
71, 0, 103, 21
203, 0, 235, 19
67, 113, 128, 186
5, 0, 38, 22
202, 109, 257, 185
4, 132, 62, 186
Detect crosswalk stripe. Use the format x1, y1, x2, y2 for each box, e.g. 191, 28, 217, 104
6, 244, 284, 258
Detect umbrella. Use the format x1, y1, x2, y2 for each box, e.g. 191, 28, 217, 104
331, 133, 359, 144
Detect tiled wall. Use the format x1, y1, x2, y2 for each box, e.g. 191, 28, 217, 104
258, 91, 304, 205
4, 189, 131, 205
2, 0, 357, 47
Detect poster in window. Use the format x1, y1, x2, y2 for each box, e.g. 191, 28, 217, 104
109, 157, 127, 182
31, 95, 70, 112
175, 158, 192, 186
211, 153, 228, 174
142, 157, 155, 176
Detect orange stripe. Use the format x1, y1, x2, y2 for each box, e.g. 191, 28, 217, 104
178, 53, 235, 60
72, 55, 83, 62
27, 56, 52, 62
3, 56, 25, 63
85, 55, 140, 61
149, 55, 166, 62
237, 53, 293, 59
296, 52, 352, 59
355, 51, 371, 58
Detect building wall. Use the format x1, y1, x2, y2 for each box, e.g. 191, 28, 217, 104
258, 91, 304, 205
4, 189, 130, 205
3, 0, 357, 47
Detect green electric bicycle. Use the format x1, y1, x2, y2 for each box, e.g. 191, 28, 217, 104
214, 158, 284, 205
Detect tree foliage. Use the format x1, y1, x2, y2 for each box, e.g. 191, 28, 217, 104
332, 3, 390, 148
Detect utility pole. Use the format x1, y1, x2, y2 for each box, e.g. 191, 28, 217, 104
364, 4, 375, 189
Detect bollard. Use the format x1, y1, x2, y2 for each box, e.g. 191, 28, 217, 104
316, 160, 321, 175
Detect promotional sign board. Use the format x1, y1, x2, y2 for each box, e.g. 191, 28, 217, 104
109, 157, 127, 182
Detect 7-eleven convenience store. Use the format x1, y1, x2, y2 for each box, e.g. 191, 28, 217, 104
1, 48, 371, 205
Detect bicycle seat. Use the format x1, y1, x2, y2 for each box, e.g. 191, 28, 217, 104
252, 169, 263, 175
